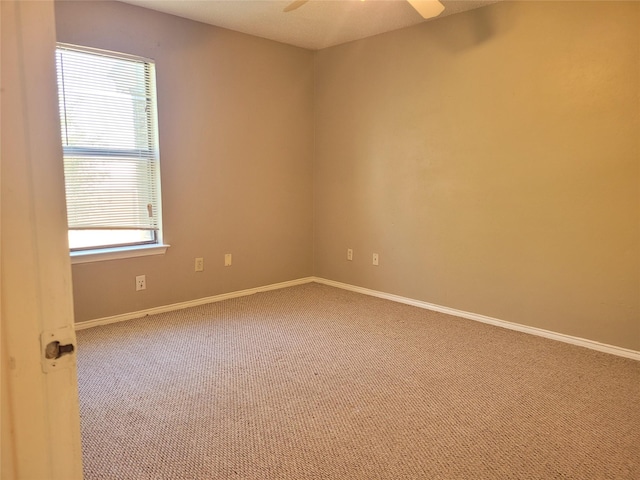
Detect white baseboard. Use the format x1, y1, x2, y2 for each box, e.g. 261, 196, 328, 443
74, 274, 639, 362
313, 277, 640, 362
74, 277, 315, 331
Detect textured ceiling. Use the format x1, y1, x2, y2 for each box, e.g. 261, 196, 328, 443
119, 0, 501, 50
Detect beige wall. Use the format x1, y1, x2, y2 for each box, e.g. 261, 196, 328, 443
314, 1, 640, 350
56, 1, 639, 351
55, 1, 315, 322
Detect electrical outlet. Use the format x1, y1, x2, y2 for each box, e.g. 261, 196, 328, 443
372, 253, 379, 266
135, 275, 146, 291
225, 254, 232, 266
347, 248, 353, 261
195, 257, 204, 272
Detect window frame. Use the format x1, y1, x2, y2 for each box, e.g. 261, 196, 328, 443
55, 43, 168, 261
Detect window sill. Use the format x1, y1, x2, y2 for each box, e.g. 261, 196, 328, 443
70, 244, 170, 264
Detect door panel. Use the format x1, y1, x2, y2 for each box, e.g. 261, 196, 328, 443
1, 1, 84, 478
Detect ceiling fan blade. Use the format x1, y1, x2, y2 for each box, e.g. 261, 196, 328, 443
283, 0, 309, 13
407, 0, 445, 19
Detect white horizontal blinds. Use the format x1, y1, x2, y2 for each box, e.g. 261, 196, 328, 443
56, 44, 160, 231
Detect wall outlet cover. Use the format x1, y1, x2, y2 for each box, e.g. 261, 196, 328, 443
136, 275, 146, 290
195, 257, 204, 272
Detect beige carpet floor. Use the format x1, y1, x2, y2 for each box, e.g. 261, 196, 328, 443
76, 283, 640, 479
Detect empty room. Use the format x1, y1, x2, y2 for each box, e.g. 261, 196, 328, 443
2, 0, 638, 479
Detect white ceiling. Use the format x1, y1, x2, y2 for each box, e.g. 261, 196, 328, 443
119, 0, 501, 50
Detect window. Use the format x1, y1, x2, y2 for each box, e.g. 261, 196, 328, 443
55, 43, 163, 254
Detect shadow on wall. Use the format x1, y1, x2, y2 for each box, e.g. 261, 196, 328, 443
427, 3, 511, 52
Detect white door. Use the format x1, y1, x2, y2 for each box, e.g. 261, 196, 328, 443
1, 0, 84, 478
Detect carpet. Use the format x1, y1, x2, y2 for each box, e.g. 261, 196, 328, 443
76, 283, 640, 479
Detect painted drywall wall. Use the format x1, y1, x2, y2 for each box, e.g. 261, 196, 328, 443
57, 1, 638, 351
314, 1, 640, 350
55, 1, 315, 322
